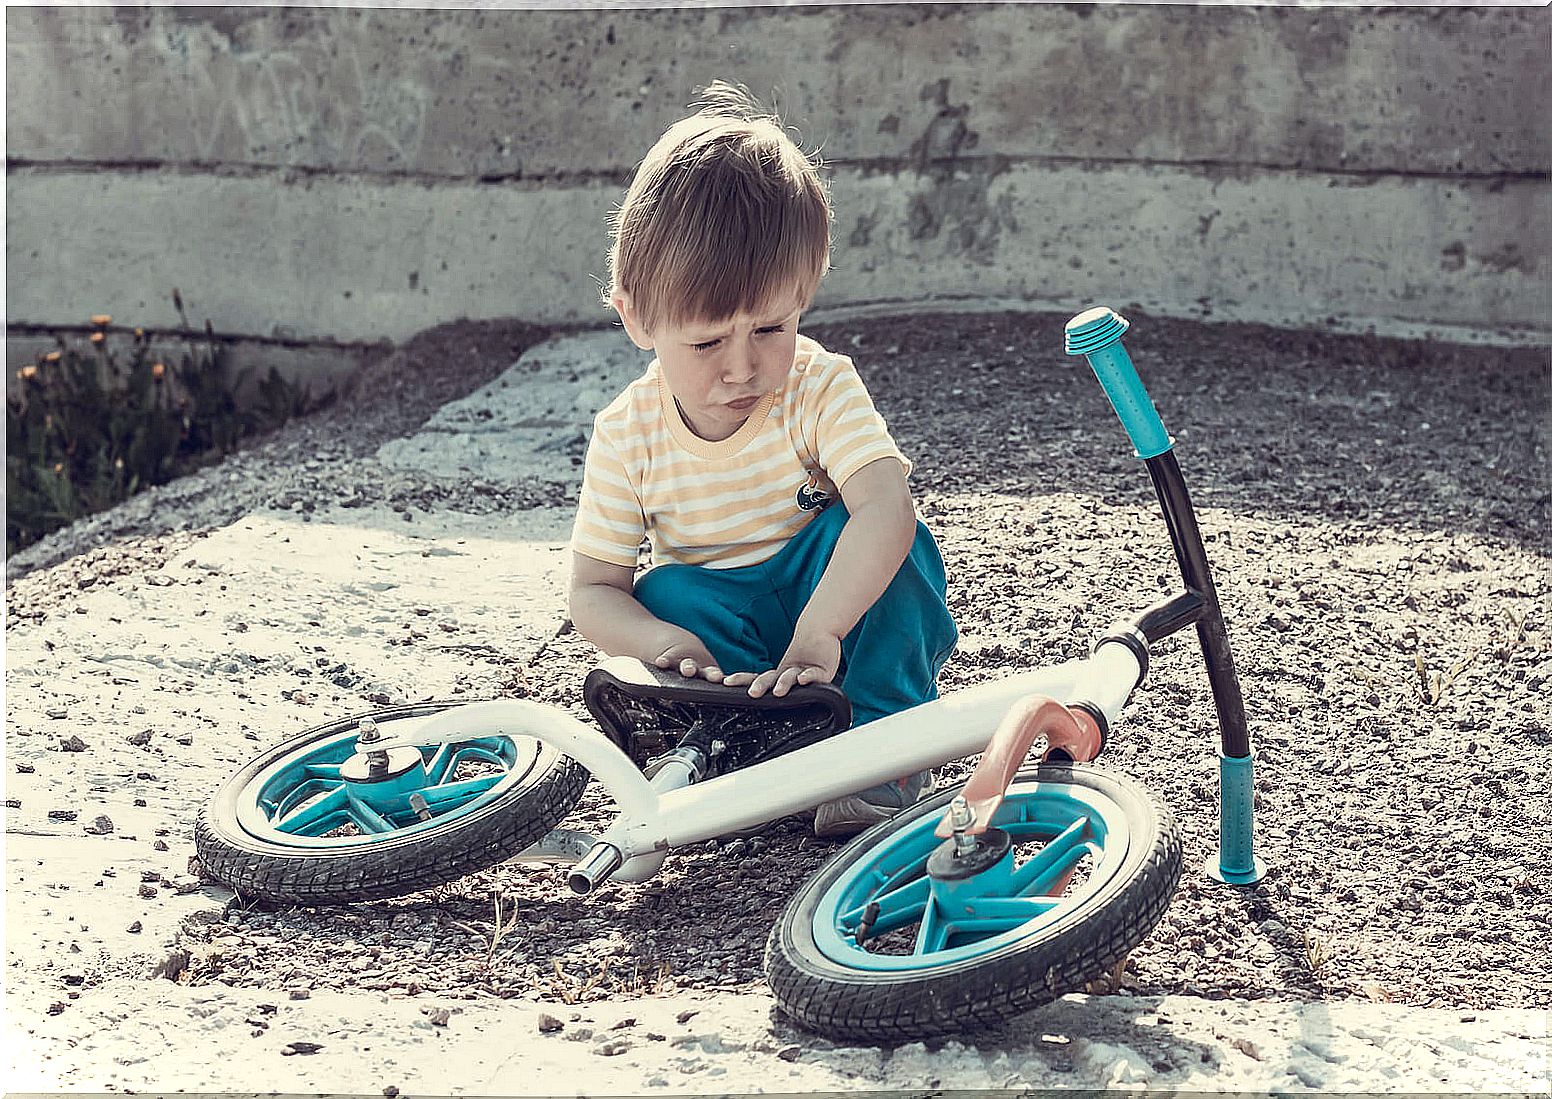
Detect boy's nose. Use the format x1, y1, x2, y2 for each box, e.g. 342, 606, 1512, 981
721, 343, 757, 384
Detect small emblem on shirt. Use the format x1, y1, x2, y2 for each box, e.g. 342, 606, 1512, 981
796, 471, 834, 512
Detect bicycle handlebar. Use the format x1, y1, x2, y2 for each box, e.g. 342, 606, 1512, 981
1065, 307, 1172, 459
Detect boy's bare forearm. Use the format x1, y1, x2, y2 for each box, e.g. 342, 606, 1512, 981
797, 496, 917, 641
569, 582, 680, 662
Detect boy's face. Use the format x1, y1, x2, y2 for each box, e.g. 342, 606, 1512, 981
616, 287, 804, 442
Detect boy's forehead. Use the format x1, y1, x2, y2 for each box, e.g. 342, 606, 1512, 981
677, 287, 805, 332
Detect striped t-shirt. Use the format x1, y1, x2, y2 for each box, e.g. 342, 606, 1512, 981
571, 335, 909, 570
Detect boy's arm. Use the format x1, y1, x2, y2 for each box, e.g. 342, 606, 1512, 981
569, 553, 726, 681
724, 456, 916, 697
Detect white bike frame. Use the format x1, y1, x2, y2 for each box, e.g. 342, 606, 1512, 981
382, 637, 1145, 892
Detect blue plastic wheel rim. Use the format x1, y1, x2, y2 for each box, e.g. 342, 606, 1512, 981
813, 781, 1132, 972
233, 719, 544, 850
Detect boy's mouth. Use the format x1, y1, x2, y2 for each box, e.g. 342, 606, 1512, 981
725, 396, 760, 411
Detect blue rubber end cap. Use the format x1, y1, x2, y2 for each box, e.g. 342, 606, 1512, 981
1065, 307, 1130, 356
1206, 853, 1268, 886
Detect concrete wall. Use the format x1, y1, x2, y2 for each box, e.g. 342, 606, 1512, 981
8, 4, 1549, 366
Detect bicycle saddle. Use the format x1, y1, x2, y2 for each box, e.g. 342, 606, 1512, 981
582, 656, 852, 776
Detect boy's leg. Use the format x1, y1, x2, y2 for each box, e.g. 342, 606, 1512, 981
760, 504, 958, 837
631, 562, 773, 676
764, 504, 958, 727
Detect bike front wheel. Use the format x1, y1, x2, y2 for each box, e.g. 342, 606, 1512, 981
766, 763, 1181, 1041
195, 702, 588, 905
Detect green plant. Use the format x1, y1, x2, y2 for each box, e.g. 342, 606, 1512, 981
7, 295, 325, 555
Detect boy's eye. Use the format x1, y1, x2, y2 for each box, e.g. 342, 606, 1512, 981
689, 326, 785, 352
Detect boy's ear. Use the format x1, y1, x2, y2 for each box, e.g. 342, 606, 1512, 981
612, 292, 654, 351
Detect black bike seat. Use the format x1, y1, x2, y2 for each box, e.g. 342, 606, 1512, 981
584, 655, 850, 719
582, 656, 852, 771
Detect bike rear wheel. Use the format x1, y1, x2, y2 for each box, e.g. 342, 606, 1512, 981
195, 702, 587, 905
766, 763, 1181, 1041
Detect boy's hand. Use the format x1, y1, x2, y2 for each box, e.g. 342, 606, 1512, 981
724, 628, 841, 698
652, 633, 724, 683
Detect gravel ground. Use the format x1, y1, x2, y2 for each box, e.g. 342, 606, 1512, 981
7, 309, 1549, 1039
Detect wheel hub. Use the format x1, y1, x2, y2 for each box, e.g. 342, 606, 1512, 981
340, 746, 425, 783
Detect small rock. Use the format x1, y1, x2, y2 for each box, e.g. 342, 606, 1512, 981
289, 988, 311, 1000
153, 839, 170, 852
777, 1044, 802, 1062
595, 1039, 630, 1057
128, 730, 153, 747
538, 1013, 564, 1033
138, 883, 159, 899
281, 1041, 323, 1056
47, 1002, 66, 1016
610, 1017, 636, 1030
422, 1006, 450, 1026
5, 798, 19, 809
126, 921, 142, 933
140, 870, 162, 883
565, 1028, 594, 1042
676, 1010, 699, 1025
646, 1032, 666, 1041
84, 815, 114, 835
47, 709, 69, 721
59, 735, 88, 752
48, 809, 79, 822
384, 1088, 400, 1098
152, 948, 190, 981
15, 762, 36, 774
134, 798, 148, 807
1229, 1037, 1262, 1061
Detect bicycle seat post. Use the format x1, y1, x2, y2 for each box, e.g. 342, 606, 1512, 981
1065, 307, 1267, 886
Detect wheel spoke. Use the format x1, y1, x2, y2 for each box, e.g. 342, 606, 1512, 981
304, 763, 343, 781
346, 797, 398, 834
1008, 816, 1092, 896
417, 773, 505, 810
423, 744, 456, 784
960, 896, 1060, 923
840, 876, 931, 937
274, 786, 350, 835
912, 898, 952, 955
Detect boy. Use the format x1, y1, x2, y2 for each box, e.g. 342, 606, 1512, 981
569, 83, 957, 837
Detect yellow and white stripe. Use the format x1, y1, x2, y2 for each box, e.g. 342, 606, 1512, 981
572, 335, 907, 569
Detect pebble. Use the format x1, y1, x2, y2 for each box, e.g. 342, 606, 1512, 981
126, 921, 142, 933
128, 730, 152, 746
48, 809, 79, 822
15, 762, 36, 774
138, 883, 159, 900
59, 734, 87, 751
84, 815, 114, 835
538, 1013, 564, 1032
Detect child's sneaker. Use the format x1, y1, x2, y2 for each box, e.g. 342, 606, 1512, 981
812, 770, 932, 839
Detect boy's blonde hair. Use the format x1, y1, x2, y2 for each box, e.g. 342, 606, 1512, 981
604, 82, 832, 335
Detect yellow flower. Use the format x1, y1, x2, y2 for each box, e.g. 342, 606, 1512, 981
151, 362, 166, 381
19, 365, 38, 381
134, 327, 145, 338
90, 314, 112, 327
90, 332, 106, 345
44, 350, 61, 362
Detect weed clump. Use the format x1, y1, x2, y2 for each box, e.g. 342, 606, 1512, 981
7, 293, 325, 555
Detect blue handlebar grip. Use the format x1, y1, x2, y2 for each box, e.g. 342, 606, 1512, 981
1064, 307, 1173, 459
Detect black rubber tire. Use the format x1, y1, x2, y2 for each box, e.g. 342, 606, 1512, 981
766, 763, 1182, 1042
194, 702, 588, 906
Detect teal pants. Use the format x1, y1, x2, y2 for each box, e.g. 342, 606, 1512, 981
633, 504, 958, 727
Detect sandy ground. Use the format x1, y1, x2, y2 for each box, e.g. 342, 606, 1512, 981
5, 307, 1549, 1093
